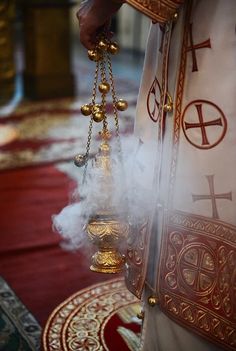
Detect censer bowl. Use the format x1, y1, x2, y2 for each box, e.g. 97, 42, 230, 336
86, 213, 129, 274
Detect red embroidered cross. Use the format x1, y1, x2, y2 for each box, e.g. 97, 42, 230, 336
184, 104, 223, 146
147, 78, 161, 122
192, 175, 232, 219
186, 23, 211, 72
150, 84, 160, 113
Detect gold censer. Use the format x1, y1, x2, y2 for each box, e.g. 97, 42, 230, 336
74, 36, 129, 274
86, 140, 129, 273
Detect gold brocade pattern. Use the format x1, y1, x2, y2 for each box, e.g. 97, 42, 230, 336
43, 278, 140, 351
158, 210, 236, 350
126, 0, 184, 23
125, 220, 149, 298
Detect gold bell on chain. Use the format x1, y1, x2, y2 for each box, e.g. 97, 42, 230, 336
93, 111, 105, 123
108, 42, 119, 55
163, 92, 173, 113
116, 99, 128, 111
92, 104, 102, 113
81, 104, 92, 116
148, 295, 159, 307
98, 38, 108, 51
74, 154, 87, 167
88, 49, 101, 62
98, 82, 110, 94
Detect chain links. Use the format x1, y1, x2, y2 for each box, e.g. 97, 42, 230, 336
106, 52, 122, 161
82, 62, 99, 183
77, 36, 128, 183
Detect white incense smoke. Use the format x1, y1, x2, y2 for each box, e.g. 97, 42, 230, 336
52, 134, 158, 251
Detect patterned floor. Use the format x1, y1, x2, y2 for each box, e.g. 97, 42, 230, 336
0, 45, 144, 173
43, 278, 141, 351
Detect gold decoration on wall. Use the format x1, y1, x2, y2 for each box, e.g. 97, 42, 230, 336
0, 0, 15, 104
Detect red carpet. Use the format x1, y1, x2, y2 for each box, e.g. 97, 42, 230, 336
0, 164, 112, 327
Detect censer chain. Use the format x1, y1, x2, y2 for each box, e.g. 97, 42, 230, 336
75, 36, 129, 184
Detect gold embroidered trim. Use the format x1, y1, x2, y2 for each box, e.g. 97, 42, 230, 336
158, 210, 236, 350
126, 0, 184, 23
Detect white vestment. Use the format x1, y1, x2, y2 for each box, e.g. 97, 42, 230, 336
126, 0, 236, 350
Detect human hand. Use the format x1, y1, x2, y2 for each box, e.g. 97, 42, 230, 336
77, 0, 124, 50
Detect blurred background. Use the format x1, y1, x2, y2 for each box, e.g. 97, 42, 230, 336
0, 1, 150, 349
0, 0, 149, 108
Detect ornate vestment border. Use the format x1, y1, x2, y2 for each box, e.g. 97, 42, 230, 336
158, 210, 236, 350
